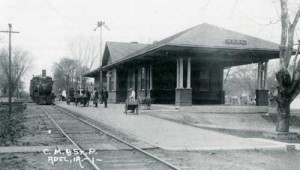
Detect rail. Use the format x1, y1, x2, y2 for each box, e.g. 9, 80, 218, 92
54, 104, 180, 170
39, 106, 101, 170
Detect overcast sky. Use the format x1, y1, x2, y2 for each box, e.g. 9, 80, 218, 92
0, 0, 299, 91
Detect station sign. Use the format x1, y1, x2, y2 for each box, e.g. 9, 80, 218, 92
225, 39, 247, 45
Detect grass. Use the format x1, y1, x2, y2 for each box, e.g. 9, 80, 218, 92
0, 103, 26, 146
262, 113, 300, 127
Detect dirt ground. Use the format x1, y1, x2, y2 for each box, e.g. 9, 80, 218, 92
149, 149, 300, 170
0, 153, 92, 170
2, 102, 300, 169
17, 103, 70, 146
147, 111, 300, 130
0, 103, 69, 146
2, 149, 300, 170
146, 111, 300, 139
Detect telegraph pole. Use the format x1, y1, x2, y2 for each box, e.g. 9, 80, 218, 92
1, 24, 19, 115
94, 21, 109, 102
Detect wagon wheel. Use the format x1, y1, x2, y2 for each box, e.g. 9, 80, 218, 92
125, 106, 127, 114
75, 98, 78, 107
145, 99, 151, 109
86, 99, 89, 106
125, 102, 128, 114
79, 99, 85, 107
125, 106, 128, 114
136, 103, 139, 115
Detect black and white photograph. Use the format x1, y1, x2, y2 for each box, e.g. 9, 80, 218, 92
1, 0, 300, 169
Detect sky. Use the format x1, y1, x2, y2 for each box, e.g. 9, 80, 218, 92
0, 0, 299, 92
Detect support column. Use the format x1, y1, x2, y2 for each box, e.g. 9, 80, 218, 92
147, 65, 153, 98
127, 70, 130, 90
107, 69, 118, 103
187, 58, 191, 89
221, 67, 224, 91
257, 62, 262, 90
220, 66, 225, 104
106, 72, 110, 91
263, 61, 268, 90
100, 70, 103, 91
176, 58, 179, 88
256, 61, 269, 106
113, 68, 117, 91
179, 57, 183, 88
260, 64, 264, 89
175, 57, 192, 107
149, 65, 153, 90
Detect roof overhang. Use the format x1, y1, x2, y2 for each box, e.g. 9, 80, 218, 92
100, 44, 280, 70
84, 23, 283, 77
83, 68, 101, 77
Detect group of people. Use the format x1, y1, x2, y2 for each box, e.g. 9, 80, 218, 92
58, 87, 137, 109
92, 88, 136, 108
58, 89, 67, 101
58, 87, 109, 108
91, 88, 109, 108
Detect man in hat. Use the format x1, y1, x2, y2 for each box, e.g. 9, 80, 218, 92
124, 88, 136, 113
102, 88, 109, 108
92, 88, 99, 107
129, 88, 135, 101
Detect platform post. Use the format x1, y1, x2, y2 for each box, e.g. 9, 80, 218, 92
256, 61, 269, 106
187, 58, 191, 89
179, 57, 183, 88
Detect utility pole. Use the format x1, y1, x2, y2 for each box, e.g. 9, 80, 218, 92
94, 21, 109, 102
16, 63, 19, 98
1, 23, 19, 115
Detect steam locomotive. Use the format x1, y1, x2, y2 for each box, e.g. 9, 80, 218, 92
30, 70, 55, 105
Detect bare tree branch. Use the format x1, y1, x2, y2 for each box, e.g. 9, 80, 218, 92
291, 5, 300, 28
67, 36, 99, 72
271, 0, 281, 19
223, 67, 231, 84
279, 0, 290, 69
292, 42, 300, 79
0, 47, 33, 94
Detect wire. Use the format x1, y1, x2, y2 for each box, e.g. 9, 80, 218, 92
271, 0, 281, 19
229, 0, 240, 18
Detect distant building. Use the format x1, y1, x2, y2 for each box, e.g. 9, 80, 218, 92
84, 23, 279, 106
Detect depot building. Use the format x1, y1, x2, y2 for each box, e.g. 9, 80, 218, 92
84, 23, 279, 106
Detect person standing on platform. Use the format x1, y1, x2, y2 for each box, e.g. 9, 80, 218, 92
92, 88, 99, 107
124, 88, 136, 113
62, 89, 67, 101
102, 88, 109, 108
129, 88, 135, 101
58, 88, 62, 101
86, 87, 90, 100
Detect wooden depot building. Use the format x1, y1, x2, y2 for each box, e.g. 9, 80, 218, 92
84, 23, 279, 106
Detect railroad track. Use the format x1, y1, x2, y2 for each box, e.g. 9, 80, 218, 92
37, 105, 180, 170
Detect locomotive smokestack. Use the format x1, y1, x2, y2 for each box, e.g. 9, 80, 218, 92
42, 70, 46, 77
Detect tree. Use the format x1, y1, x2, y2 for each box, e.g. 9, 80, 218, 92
224, 64, 257, 97
52, 57, 89, 94
224, 64, 278, 99
67, 36, 99, 70
0, 47, 33, 96
273, 0, 300, 132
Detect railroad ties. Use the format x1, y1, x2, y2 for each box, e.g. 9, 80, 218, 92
37, 105, 180, 170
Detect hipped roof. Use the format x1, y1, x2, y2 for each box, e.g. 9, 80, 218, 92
85, 23, 279, 77
103, 41, 148, 65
